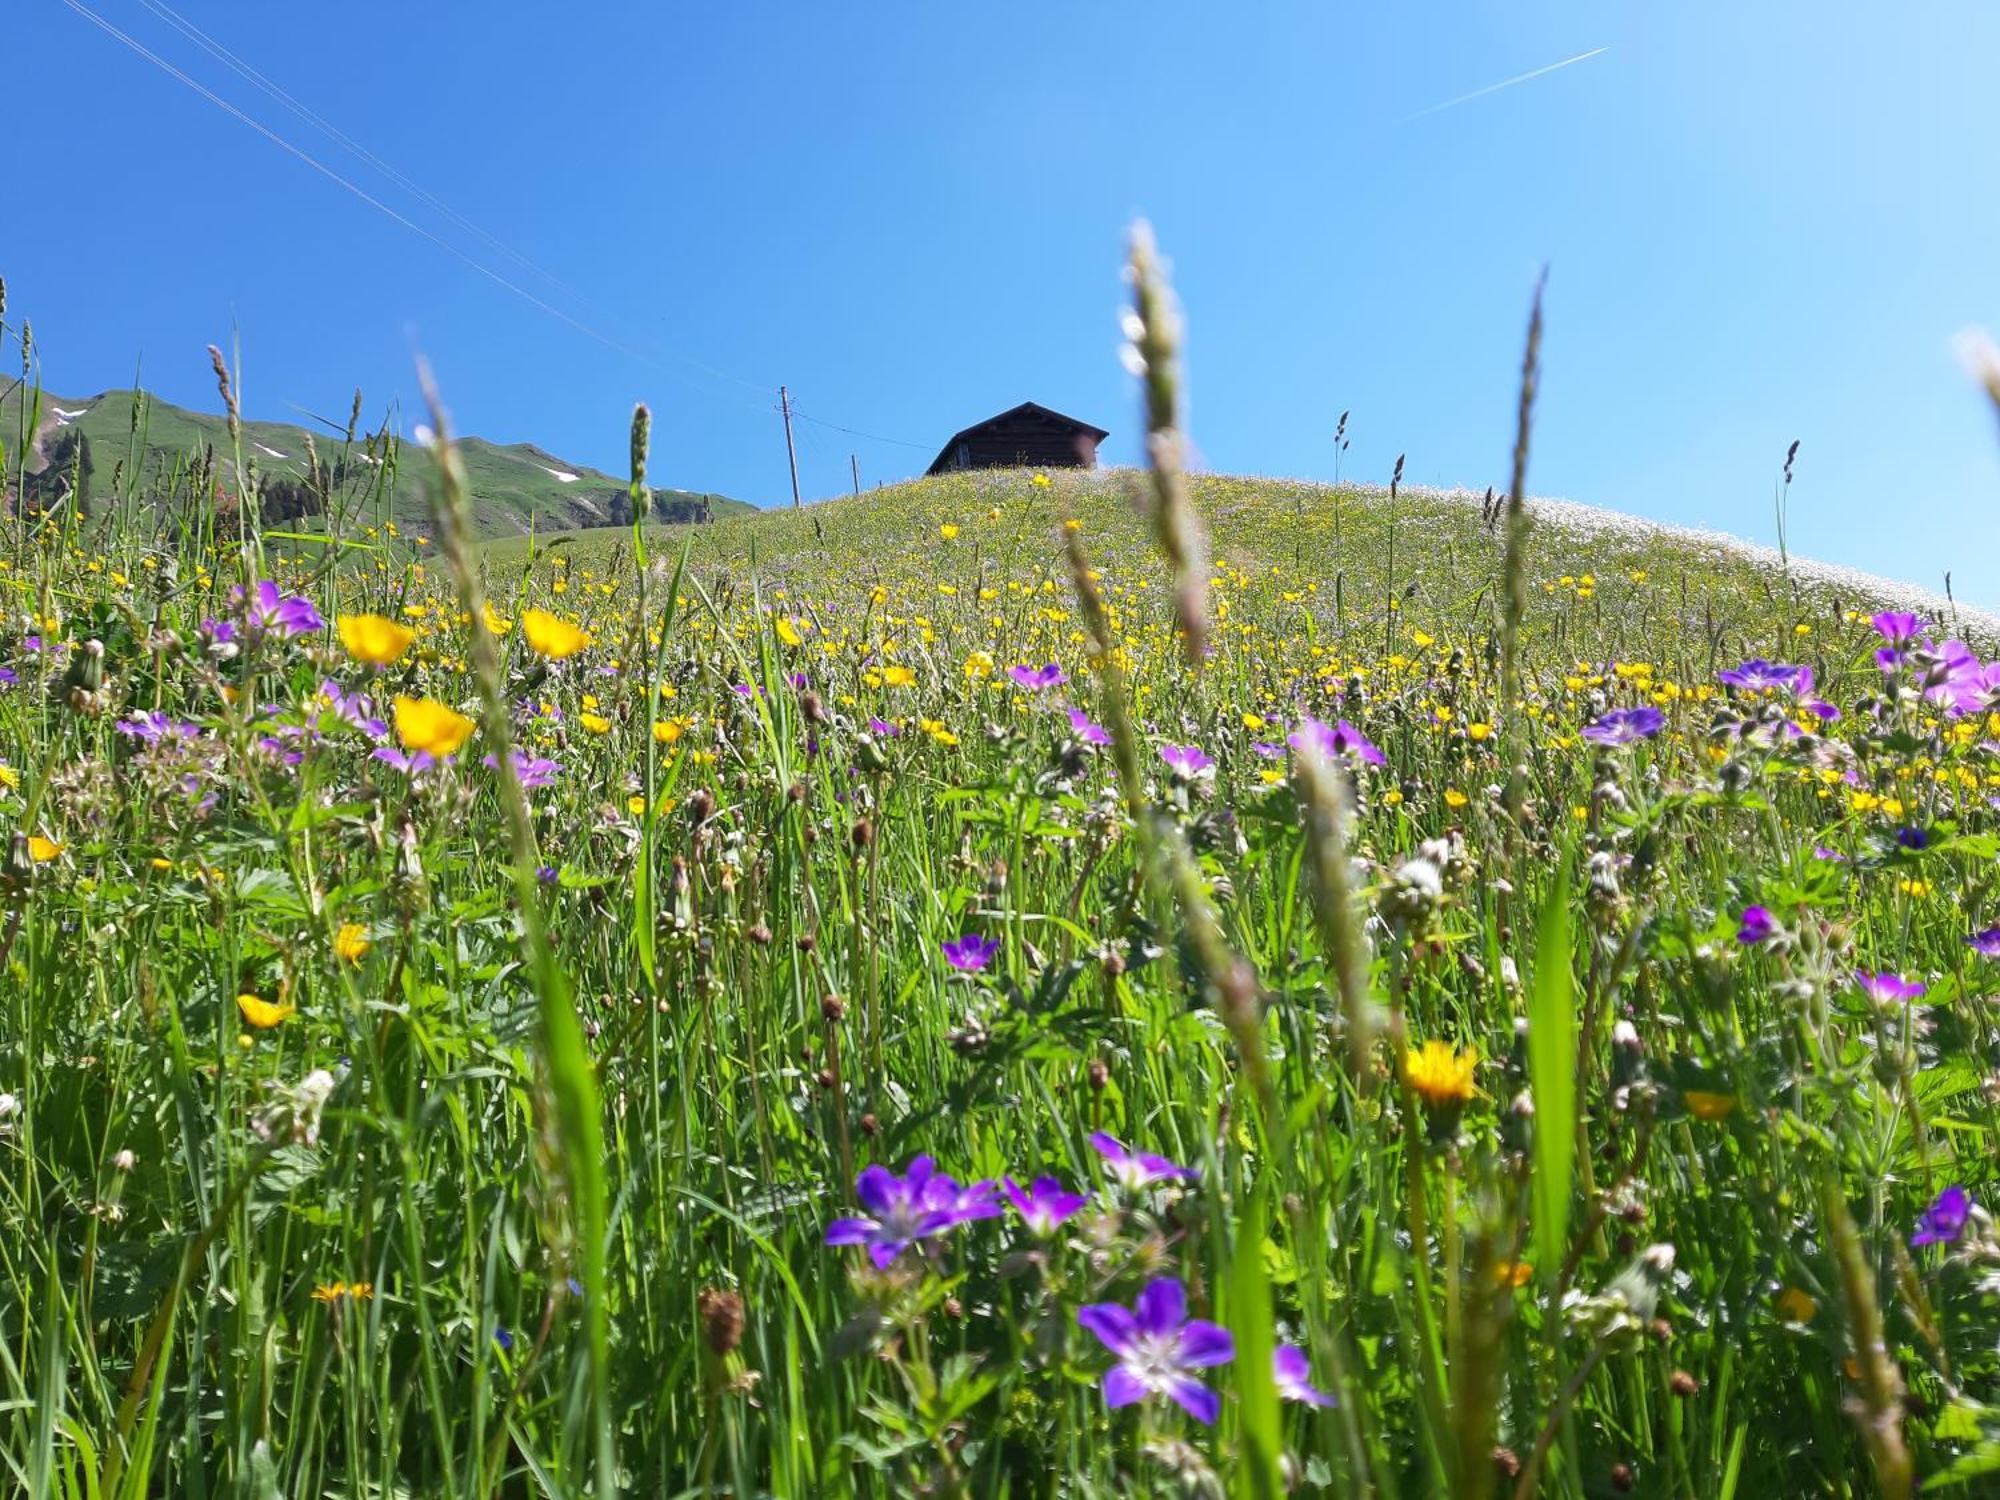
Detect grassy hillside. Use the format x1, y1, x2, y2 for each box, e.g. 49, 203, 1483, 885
488, 465, 1992, 667
1, 382, 752, 538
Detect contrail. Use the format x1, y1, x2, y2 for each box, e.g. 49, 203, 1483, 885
1399, 45, 1608, 124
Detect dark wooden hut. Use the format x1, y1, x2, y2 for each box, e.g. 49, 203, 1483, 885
925, 402, 1108, 477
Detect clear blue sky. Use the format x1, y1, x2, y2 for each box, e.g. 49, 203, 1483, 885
14, 2, 2000, 600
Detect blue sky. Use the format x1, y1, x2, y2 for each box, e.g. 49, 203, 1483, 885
14, 2, 2000, 600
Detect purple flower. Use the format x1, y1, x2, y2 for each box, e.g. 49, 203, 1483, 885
1002, 1176, 1089, 1236
1716, 660, 1812, 694
1066, 706, 1111, 747
1250, 740, 1284, 759
372, 746, 437, 777
1274, 1345, 1335, 1406
1855, 970, 1926, 1005
1288, 716, 1386, 768
1008, 663, 1068, 690
1968, 928, 2000, 960
1581, 706, 1664, 747
1158, 743, 1215, 779
235, 579, 324, 638
537, 865, 560, 884
1911, 1185, 1971, 1249
942, 933, 1000, 973
1089, 1132, 1195, 1191
824, 1156, 1000, 1267
1077, 1278, 1234, 1424
1895, 826, 1929, 851
115, 710, 199, 743
1871, 610, 1928, 670
1736, 906, 1776, 945
868, 716, 902, 738
1924, 640, 2000, 717
319, 680, 389, 739
483, 749, 561, 790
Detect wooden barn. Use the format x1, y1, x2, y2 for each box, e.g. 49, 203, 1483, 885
925, 402, 1108, 477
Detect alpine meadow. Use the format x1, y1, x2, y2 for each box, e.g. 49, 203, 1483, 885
10, 6, 2000, 1486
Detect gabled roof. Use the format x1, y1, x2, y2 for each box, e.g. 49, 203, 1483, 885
927, 402, 1110, 474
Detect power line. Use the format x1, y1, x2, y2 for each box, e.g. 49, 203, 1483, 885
789, 407, 934, 451
132, 0, 586, 307
58, 0, 935, 461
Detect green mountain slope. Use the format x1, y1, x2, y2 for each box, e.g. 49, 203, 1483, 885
1, 384, 753, 538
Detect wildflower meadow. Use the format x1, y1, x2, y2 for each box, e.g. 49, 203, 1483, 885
5, 238, 2000, 1498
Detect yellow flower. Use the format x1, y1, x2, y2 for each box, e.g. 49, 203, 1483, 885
521, 607, 589, 660
1466, 722, 1494, 742
1775, 1287, 1817, 1323
580, 712, 612, 735
483, 602, 513, 635
236, 993, 295, 1029
775, 616, 804, 648
1444, 789, 1469, 809
337, 613, 415, 666
1063, 517, 1082, 532
1683, 1090, 1735, 1121
1030, 473, 1051, 488
0, 765, 21, 792
394, 696, 476, 757
938, 523, 959, 540
1403, 1041, 1478, 1108
333, 923, 371, 964
652, 719, 685, 744
627, 794, 649, 818
1494, 1260, 1534, 1288
27, 835, 61, 862
883, 665, 916, 688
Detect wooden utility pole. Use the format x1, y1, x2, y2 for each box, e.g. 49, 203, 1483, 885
779, 385, 802, 508
850, 453, 860, 496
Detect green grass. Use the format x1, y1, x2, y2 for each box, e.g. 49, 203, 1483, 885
5, 309, 2000, 1497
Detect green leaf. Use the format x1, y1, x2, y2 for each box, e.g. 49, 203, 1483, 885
1229, 1177, 1284, 1500
1528, 861, 1576, 1283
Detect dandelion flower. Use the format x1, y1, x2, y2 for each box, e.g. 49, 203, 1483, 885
1404, 1040, 1477, 1108
27, 835, 62, 862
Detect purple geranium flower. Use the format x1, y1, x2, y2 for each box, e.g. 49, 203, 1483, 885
1924, 640, 2000, 717
1002, 1176, 1090, 1236
115, 710, 199, 743
1871, 611, 1927, 669
1582, 706, 1664, 746
319, 680, 389, 739
1089, 1132, 1195, 1191
483, 748, 561, 790
1159, 743, 1215, 779
0, 667, 16, 687
235, 579, 324, 638
1855, 970, 1926, 1005
1911, 1185, 1971, 1249
941, 933, 1000, 973
1736, 906, 1776, 945
1968, 928, 2000, 960
824, 1156, 1000, 1267
372, 746, 437, 777
1716, 659, 1812, 694
1288, 716, 1386, 768
868, 716, 902, 738
1008, 663, 1068, 690
1066, 706, 1111, 747
1077, 1278, 1234, 1424
1274, 1345, 1336, 1406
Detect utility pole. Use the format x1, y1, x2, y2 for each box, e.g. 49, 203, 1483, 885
850, 453, 860, 497
779, 385, 802, 508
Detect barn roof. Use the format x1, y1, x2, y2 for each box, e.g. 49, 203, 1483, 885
926, 402, 1110, 475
